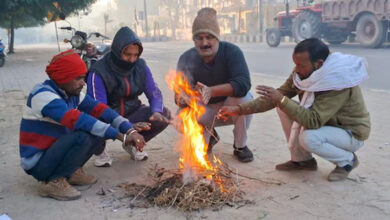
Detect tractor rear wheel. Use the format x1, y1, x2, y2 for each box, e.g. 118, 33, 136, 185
292, 10, 322, 43
266, 28, 281, 47
356, 13, 386, 48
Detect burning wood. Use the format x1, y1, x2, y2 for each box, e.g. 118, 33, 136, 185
103, 71, 258, 211
118, 70, 248, 211
118, 164, 249, 212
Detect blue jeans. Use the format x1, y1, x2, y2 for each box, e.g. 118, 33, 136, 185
27, 131, 105, 182
277, 108, 364, 167
299, 126, 364, 167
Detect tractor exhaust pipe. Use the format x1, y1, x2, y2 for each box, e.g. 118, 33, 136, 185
285, 0, 290, 17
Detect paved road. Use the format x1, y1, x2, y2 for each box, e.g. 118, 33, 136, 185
1, 42, 390, 220
0, 41, 389, 93
241, 42, 390, 92
142, 41, 390, 92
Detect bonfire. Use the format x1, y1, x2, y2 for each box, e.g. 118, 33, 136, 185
114, 71, 247, 211
99, 71, 284, 211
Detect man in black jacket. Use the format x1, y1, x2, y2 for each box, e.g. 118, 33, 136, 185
176, 8, 254, 162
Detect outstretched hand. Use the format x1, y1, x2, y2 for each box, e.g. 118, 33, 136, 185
149, 112, 170, 123
217, 106, 241, 121
176, 92, 191, 106
256, 85, 283, 105
196, 82, 212, 104
125, 131, 146, 152
132, 122, 151, 132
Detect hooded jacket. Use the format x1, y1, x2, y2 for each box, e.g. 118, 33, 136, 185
88, 27, 163, 116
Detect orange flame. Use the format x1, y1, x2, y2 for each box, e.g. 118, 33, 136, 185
166, 70, 225, 191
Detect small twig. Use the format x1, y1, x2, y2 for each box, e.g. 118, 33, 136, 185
289, 195, 300, 200
231, 169, 239, 204
168, 183, 186, 209
204, 115, 220, 142
130, 185, 149, 203
226, 167, 284, 185
177, 180, 202, 208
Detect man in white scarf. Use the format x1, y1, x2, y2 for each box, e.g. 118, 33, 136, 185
218, 38, 370, 181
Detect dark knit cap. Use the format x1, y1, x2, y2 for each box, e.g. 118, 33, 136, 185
192, 7, 220, 40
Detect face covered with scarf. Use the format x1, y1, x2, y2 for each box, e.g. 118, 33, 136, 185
110, 27, 144, 71
120, 44, 141, 64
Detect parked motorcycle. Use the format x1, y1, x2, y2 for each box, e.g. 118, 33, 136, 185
60, 26, 111, 69
0, 39, 6, 67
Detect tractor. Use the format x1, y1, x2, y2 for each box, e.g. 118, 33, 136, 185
266, 0, 390, 48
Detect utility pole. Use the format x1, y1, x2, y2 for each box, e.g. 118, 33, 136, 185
286, 0, 290, 16
104, 13, 108, 36
104, 13, 113, 36
258, 0, 264, 35
238, 7, 242, 34
134, 7, 138, 35
144, 0, 149, 38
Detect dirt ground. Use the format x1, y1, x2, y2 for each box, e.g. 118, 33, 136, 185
0, 46, 389, 220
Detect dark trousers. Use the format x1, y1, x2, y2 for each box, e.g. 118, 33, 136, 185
27, 131, 105, 182
96, 105, 170, 155
125, 105, 170, 142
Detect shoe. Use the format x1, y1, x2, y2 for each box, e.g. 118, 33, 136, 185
328, 153, 359, 182
94, 150, 112, 167
233, 146, 254, 162
275, 158, 318, 171
68, 168, 97, 186
123, 144, 148, 161
207, 129, 219, 154
38, 177, 81, 201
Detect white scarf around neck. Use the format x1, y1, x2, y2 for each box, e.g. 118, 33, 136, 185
287, 52, 368, 151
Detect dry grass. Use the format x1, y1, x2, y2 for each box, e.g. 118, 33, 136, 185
118, 164, 254, 212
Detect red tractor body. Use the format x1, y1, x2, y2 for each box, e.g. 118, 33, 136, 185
266, 1, 390, 48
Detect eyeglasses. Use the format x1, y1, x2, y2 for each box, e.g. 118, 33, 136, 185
194, 35, 216, 42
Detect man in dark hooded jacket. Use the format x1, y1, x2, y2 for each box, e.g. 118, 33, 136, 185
87, 27, 171, 166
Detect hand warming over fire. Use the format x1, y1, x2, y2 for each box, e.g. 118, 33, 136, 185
126, 131, 146, 152
132, 122, 151, 132
217, 106, 241, 121
256, 85, 283, 105
149, 112, 170, 123
196, 82, 212, 104
170, 115, 184, 133
176, 93, 192, 106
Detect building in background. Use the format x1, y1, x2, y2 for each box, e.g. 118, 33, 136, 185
0, 0, 308, 45
154, 0, 302, 40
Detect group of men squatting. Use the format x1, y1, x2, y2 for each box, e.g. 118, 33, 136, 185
19, 8, 370, 201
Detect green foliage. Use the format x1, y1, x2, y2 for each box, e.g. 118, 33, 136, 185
0, 0, 96, 29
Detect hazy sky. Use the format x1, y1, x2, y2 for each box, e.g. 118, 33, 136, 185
1, 0, 161, 44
